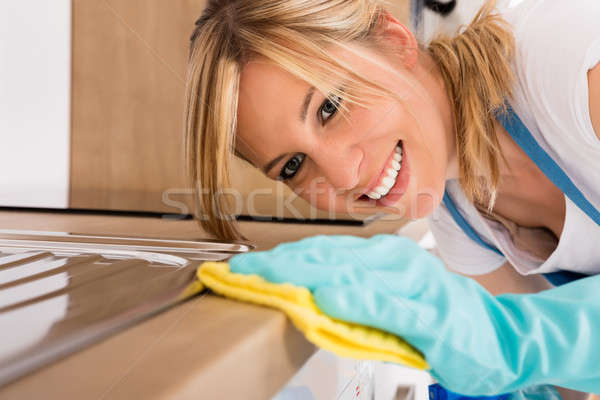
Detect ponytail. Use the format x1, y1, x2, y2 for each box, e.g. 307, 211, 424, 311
428, 0, 515, 210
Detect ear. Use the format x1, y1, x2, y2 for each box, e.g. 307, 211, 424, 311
378, 10, 419, 69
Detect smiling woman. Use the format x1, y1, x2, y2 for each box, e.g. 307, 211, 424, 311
184, 1, 600, 397
186, 0, 600, 395
184, 0, 514, 241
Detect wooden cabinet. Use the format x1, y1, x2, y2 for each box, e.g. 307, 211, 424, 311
70, 0, 206, 213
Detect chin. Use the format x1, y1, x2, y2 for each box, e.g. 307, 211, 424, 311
379, 184, 444, 220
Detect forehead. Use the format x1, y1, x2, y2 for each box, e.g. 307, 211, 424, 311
237, 60, 308, 128
236, 60, 309, 163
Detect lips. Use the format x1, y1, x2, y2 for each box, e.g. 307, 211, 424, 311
356, 140, 410, 206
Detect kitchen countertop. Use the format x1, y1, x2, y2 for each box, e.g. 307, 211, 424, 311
0, 209, 408, 400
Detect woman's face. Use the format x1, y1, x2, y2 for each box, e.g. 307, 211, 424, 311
236, 29, 455, 220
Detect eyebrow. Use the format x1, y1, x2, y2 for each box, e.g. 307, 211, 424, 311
299, 86, 315, 123
234, 149, 254, 165
262, 154, 287, 175
262, 86, 315, 175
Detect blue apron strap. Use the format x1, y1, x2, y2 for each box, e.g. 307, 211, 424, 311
429, 383, 510, 400
496, 105, 600, 227
442, 191, 503, 256
542, 270, 588, 287
441, 105, 593, 286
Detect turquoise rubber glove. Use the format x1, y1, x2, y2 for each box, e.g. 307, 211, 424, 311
229, 234, 600, 396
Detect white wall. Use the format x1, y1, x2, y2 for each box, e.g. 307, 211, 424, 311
0, 0, 71, 208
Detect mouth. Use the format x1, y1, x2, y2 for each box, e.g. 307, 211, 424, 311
356, 140, 410, 207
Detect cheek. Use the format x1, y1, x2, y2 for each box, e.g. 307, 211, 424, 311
294, 180, 369, 215
395, 141, 446, 219
400, 104, 448, 217
296, 183, 349, 213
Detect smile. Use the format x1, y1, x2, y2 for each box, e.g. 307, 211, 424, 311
366, 143, 402, 199
358, 140, 410, 206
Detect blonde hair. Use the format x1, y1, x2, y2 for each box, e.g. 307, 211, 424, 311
185, 0, 515, 241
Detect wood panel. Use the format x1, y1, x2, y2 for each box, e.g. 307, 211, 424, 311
70, 0, 205, 212
69, 0, 410, 219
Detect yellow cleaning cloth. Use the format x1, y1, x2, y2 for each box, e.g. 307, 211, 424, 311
197, 262, 428, 370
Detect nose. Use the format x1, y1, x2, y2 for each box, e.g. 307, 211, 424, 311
309, 141, 362, 191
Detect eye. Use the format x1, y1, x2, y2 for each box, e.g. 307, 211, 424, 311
278, 153, 305, 181
319, 94, 342, 124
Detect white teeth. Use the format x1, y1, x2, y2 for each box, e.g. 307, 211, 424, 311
365, 142, 404, 200
374, 185, 387, 194
382, 176, 395, 188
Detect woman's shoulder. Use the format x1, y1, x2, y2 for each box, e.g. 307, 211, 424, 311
502, 0, 600, 150
500, 0, 600, 38
501, 0, 600, 73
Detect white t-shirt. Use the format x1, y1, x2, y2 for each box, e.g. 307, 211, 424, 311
428, 0, 600, 276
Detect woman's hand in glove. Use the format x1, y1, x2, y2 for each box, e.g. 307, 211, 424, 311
229, 234, 600, 396
229, 234, 506, 394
